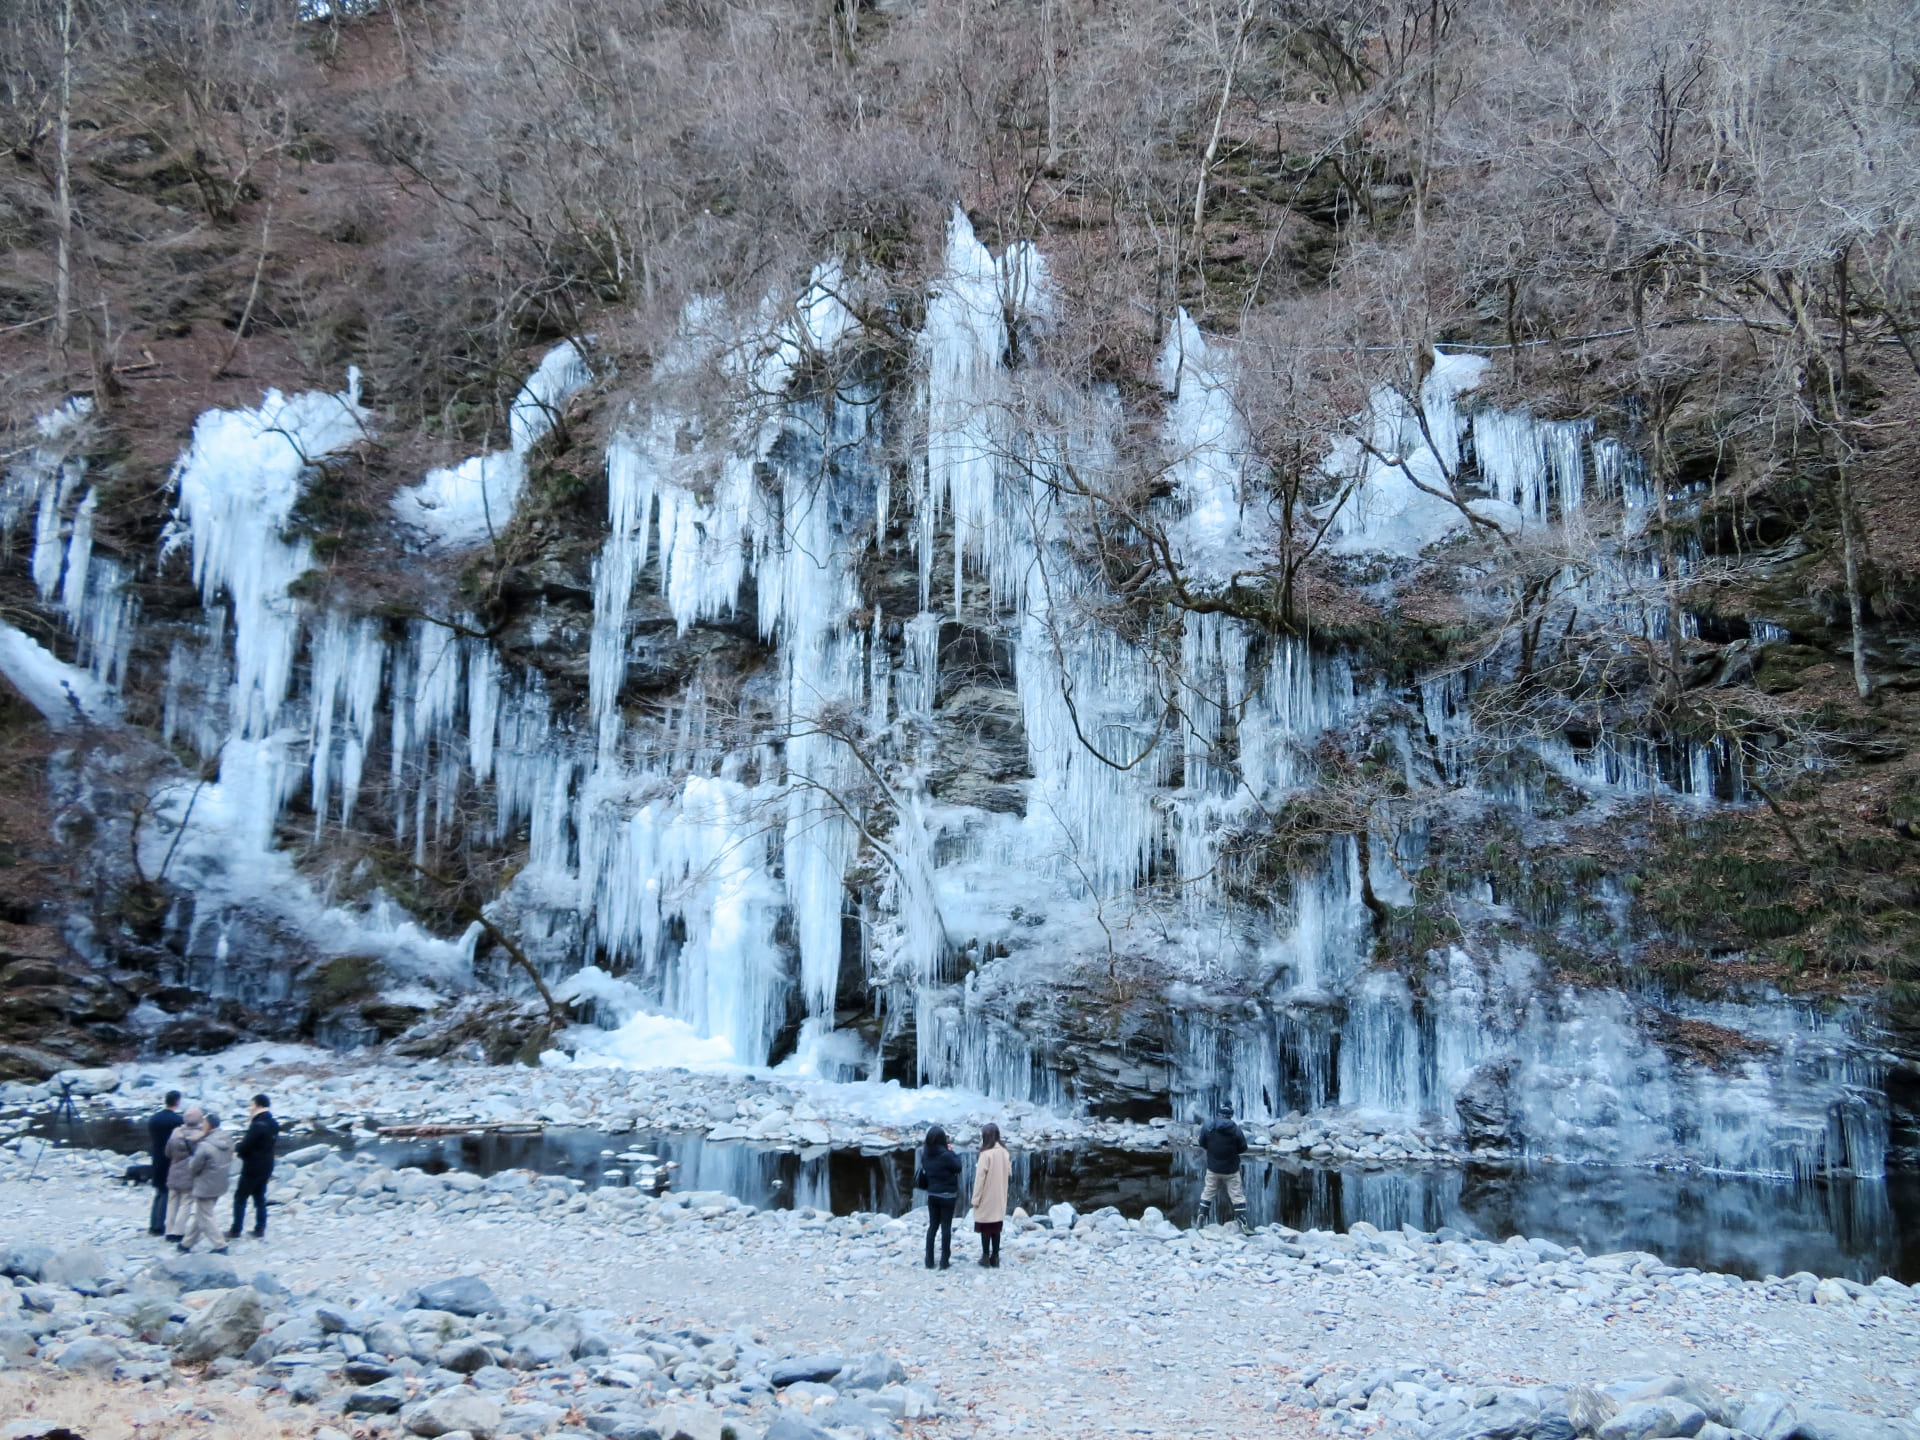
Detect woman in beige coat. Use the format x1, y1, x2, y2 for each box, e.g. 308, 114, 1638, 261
163, 1108, 205, 1242
970, 1122, 1012, 1268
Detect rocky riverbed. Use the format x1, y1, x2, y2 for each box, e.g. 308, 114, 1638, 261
4, 1110, 1919, 1440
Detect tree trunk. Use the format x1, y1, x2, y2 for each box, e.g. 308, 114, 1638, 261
50, 0, 73, 372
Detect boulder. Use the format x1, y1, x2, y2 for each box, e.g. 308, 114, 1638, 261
284, 1144, 334, 1167
39, 1246, 108, 1291
348, 1378, 413, 1414
156, 1016, 242, 1054
51, 1337, 121, 1374
1791, 1411, 1917, 1440
1047, 1202, 1077, 1232
416, 1277, 500, 1317
762, 1417, 834, 1440
407, 1387, 503, 1439
1433, 1394, 1541, 1440
155, 1252, 241, 1293
1739, 1395, 1799, 1440
769, 1353, 844, 1386
437, 1340, 495, 1374
652, 1404, 724, 1440
0, 1045, 67, 1082
175, 1286, 266, 1364
52, 1067, 119, 1095
1455, 1056, 1520, 1148
837, 1350, 907, 1392
509, 1324, 577, 1370
1598, 1401, 1708, 1440
817, 1399, 891, 1438
2, 1246, 52, 1282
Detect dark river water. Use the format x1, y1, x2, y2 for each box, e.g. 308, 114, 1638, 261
38, 1113, 1918, 1284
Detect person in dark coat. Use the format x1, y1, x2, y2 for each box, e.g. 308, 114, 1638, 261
1197, 1101, 1252, 1233
915, 1125, 962, 1270
228, 1093, 278, 1240
145, 1091, 184, 1236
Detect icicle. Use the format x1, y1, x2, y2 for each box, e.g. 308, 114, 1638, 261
467, 639, 500, 784
590, 431, 658, 754
922, 207, 1008, 615
170, 375, 368, 742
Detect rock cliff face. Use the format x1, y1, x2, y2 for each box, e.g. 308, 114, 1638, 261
1, 213, 1915, 1181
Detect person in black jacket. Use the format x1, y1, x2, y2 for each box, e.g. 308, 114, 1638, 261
228, 1093, 278, 1240
1197, 1102, 1252, 1234
145, 1091, 184, 1236
914, 1125, 962, 1270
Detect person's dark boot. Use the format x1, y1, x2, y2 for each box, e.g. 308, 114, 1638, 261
224, 1229, 240, 1240
1194, 1199, 1212, 1229
1235, 1206, 1254, 1236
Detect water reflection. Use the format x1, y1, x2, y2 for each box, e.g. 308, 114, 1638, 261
35, 1114, 1917, 1283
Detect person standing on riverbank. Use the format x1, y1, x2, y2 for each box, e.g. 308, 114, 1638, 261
916, 1126, 962, 1270
181, 1111, 235, 1254
145, 1091, 183, 1236
970, 1122, 1011, 1268
1198, 1102, 1252, 1234
163, 1107, 204, 1242
229, 1093, 278, 1240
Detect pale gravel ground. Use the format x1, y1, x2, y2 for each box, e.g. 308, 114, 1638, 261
5, 1159, 1917, 1440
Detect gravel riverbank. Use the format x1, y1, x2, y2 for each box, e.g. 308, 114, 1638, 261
3, 1121, 1918, 1440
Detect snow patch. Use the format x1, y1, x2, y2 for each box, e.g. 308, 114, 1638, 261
392, 342, 592, 550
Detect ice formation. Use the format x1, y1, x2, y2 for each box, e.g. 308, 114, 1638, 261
4, 219, 1882, 1182
391, 341, 593, 550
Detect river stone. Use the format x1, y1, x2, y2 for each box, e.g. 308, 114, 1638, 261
0, 1326, 36, 1367
1433, 1394, 1541, 1440
1791, 1412, 1916, 1440
1739, 1395, 1799, 1440
157, 1252, 242, 1292
837, 1350, 906, 1392
417, 1277, 500, 1317
1599, 1401, 1708, 1440
349, 1378, 413, 1414
39, 1245, 108, 1289
605, 1422, 662, 1440
407, 1387, 503, 1438
2, 1246, 52, 1282
508, 1329, 570, 1369
52, 1336, 121, 1374
438, 1339, 494, 1373
345, 1358, 399, 1385
176, 1286, 266, 1363
762, 1417, 834, 1440
284, 1144, 334, 1166
652, 1404, 723, 1440
817, 1398, 891, 1438
769, 1353, 843, 1386
1047, 1202, 1077, 1232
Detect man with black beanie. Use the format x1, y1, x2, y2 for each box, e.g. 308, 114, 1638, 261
229, 1093, 278, 1240
145, 1091, 183, 1236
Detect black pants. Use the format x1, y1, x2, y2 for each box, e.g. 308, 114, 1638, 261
977, 1226, 1001, 1265
232, 1172, 270, 1236
149, 1178, 169, 1234
925, 1196, 956, 1267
